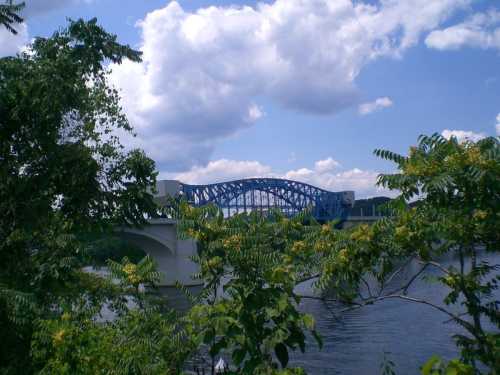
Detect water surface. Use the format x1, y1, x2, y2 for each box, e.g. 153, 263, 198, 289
159, 251, 499, 374
289, 251, 499, 374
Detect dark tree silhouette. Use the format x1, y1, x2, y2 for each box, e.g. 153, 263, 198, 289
0, 1, 24, 34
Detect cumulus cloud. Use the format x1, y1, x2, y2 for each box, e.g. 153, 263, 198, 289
0, 23, 28, 57
174, 159, 273, 184
496, 113, 500, 135
173, 157, 394, 198
425, 9, 500, 51
358, 97, 393, 115
283, 164, 393, 198
314, 157, 341, 173
110, 0, 471, 171
441, 129, 486, 143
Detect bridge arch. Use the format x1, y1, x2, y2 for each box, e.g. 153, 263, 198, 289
117, 227, 176, 256
115, 221, 201, 286
179, 178, 354, 221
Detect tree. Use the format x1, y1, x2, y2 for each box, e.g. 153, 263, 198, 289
177, 203, 322, 374
313, 134, 500, 373
0, 18, 158, 373
31, 256, 192, 375
0, 1, 24, 34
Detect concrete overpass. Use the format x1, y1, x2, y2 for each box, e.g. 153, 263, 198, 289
116, 218, 200, 286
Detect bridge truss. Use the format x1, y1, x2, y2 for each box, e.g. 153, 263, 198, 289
180, 178, 354, 222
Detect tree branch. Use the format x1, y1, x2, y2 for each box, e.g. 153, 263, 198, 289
297, 273, 320, 284
384, 255, 415, 287
420, 260, 450, 275
336, 293, 473, 331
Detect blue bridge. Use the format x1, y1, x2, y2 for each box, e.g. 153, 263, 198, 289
156, 178, 354, 222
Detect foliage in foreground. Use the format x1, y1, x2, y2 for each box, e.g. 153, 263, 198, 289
177, 204, 323, 374
31, 256, 191, 375
312, 134, 500, 373
0, 18, 158, 374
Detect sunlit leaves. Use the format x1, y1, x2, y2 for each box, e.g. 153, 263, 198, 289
420, 356, 474, 375
178, 205, 321, 373
373, 134, 500, 371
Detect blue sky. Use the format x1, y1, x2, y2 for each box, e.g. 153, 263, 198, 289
2, 0, 499, 197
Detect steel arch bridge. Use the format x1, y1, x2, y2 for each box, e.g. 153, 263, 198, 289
179, 178, 354, 222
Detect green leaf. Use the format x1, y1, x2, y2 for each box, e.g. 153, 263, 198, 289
232, 348, 246, 365
274, 343, 289, 369
421, 355, 442, 375
302, 314, 315, 330
312, 330, 323, 350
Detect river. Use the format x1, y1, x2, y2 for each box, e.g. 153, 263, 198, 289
159, 251, 499, 374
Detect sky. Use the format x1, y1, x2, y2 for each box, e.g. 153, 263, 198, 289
1, 0, 499, 197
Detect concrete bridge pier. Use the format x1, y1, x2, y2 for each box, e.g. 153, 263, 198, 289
116, 218, 202, 286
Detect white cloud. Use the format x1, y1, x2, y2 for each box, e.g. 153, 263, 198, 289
358, 96, 393, 115
0, 23, 28, 57
283, 165, 394, 198
245, 104, 264, 123
174, 159, 273, 184
110, 0, 471, 171
426, 9, 500, 51
496, 113, 500, 136
441, 129, 486, 143
314, 157, 341, 173
173, 157, 395, 198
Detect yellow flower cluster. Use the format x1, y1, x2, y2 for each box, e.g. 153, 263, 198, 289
61, 312, 71, 321
123, 263, 141, 285
123, 263, 136, 275
395, 225, 409, 240
338, 248, 349, 264
320, 224, 332, 235
291, 240, 307, 254
186, 228, 198, 239
222, 234, 243, 251
350, 225, 372, 242
205, 256, 223, 271
402, 161, 420, 175
53, 329, 66, 344
473, 210, 488, 220
314, 240, 329, 253
466, 147, 482, 165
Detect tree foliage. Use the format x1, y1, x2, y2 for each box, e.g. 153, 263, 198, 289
176, 204, 322, 374
0, 19, 158, 373
314, 134, 499, 373
31, 255, 191, 375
